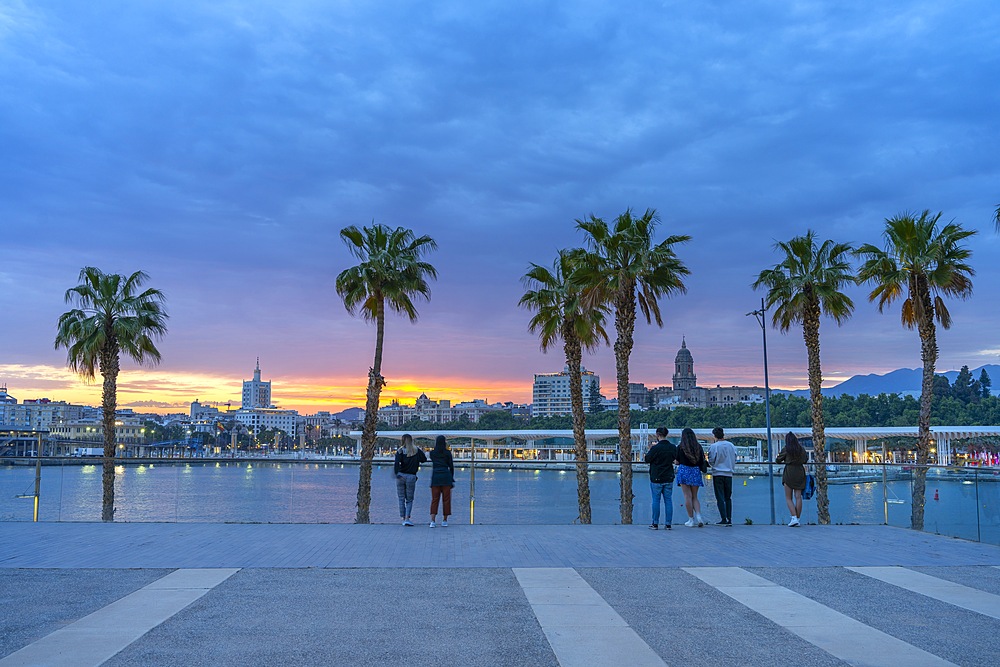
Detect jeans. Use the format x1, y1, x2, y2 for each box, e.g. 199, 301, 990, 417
713, 474, 733, 523
650, 481, 673, 526
396, 473, 417, 518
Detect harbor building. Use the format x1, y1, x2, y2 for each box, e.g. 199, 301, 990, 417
378, 393, 512, 426
531, 368, 602, 418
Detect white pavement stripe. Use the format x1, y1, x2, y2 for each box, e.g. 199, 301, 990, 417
684, 567, 955, 667
848, 566, 1000, 620
0, 568, 239, 667
513, 568, 666, 667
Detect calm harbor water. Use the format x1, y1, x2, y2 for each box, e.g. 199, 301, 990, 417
2, 461, 997, 544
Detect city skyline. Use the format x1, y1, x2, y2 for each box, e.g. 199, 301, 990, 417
2, 3, 999, 414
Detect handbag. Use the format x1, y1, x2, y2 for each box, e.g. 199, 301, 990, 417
803, 473, 816, 500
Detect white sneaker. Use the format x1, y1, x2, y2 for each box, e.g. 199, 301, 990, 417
429, 521, 436, 528
695, 514, 704, 527
401, 520, 406, 526
442, 520, 448, 527
684, 518, 695, 527
788, 516, 799, 527
403, 519, 413, 527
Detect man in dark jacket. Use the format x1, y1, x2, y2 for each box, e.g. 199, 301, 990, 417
644, 427, 677, 530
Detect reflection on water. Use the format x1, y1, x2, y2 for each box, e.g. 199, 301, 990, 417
0, 462, 997, 545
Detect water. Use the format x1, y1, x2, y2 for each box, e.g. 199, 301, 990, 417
1, 461, 997, 544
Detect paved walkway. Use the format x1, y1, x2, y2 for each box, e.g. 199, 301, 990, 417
1, 523, 998, 666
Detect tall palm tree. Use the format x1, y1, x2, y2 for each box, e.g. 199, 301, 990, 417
856, 211, 975, 531
993, 204, 999, 232
520, 249, 609, 524
753, 231, 855, 525
575, 208, 691, 524
336, 223, 437, 524
54, 267, 168, 522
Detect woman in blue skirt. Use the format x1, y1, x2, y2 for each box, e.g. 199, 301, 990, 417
676, 427, 708, 527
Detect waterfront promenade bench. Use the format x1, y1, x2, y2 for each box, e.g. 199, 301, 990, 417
1, 523, 998, 666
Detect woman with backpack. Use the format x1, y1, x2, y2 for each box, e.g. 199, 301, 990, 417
776, 431, 808, 527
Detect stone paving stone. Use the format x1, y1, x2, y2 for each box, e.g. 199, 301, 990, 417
0, 569, 171, 658
101, 569, 557, 667
579, 567, 848, 667
2, 523, 998, 569
751, 566, 1000, 667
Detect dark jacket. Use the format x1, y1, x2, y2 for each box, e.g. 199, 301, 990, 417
430, 448, 455, 487
777, 448, 808, 490
644, 440, 677, 483
393, 449, 426, 476
676, 443, 708, 471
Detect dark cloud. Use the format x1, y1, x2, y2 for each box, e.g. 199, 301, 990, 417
2, 1, 999, 399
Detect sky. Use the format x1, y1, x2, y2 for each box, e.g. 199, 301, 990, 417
1, 1, 999, 415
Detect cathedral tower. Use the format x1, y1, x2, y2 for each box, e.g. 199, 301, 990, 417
672, 338, 697, 390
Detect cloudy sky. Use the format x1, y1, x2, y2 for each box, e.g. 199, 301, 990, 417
2, 1, 998, 414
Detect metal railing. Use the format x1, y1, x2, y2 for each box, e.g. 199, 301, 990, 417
1, 456, 997, 545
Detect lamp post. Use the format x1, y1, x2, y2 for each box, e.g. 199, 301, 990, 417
748, 297, 776, 525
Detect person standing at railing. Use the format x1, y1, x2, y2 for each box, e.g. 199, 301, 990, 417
429, 435, 455, 527
394, 434, 426, 527
709, 426, 737, 526
776, 432, 808, 527
676, 427, 708, 527
644, 427, 677, 530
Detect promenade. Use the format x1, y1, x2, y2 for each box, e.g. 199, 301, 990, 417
1, 523, 998, 666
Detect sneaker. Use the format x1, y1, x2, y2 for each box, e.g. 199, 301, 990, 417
684, 518, 695, 527
664, 524, 671, 530
716, 520, 728, 526
725, 521, 733, 527
403, 520, 413, 527
648, 524, 658, 530
441, 520, 448, 527
788, 517, 799, 527
695, 514, 704, 527
401, 519, 407, 526
429, 521, 436, 528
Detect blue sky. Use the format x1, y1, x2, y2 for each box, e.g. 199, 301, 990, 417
1, 1, 998, 412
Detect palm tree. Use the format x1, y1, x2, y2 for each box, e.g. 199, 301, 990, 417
753, 231, 855, 525
856, 211, 976, 531
994, 204, 999, 232
520, 249, 609, 524
336, 223, 437, 524
575, 208, 691, 524
54, 267, 168, 521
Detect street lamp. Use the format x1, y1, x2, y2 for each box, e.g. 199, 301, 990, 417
747, 297, 776, 525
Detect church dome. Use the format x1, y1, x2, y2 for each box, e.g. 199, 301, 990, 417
674, 337, 693, 363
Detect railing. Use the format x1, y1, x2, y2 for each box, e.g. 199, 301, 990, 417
1, 457, 997, 545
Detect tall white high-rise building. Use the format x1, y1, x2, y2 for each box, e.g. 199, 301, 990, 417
242, 358, 272, 409
531, 367, 601, 418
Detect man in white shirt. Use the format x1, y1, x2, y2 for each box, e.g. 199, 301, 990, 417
708, 426, 737, 526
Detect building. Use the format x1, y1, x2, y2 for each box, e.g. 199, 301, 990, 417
0, 387, 88, 430
232, 408, 297, 438
531, 367, 601, 418
378, 394, 508, 426
242, 359, 272, 409
637, 340, 766, 410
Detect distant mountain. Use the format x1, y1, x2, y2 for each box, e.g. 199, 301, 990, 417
780, 364, 1000, 398
333, 407, 365, 422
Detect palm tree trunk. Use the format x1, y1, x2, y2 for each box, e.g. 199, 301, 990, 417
356, 298, 386, 524
99, 347, 120, 522
802, 301, 830, 524
614, 287, 636, 524
913, 286, 937, 532
563, 326, 591, 524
